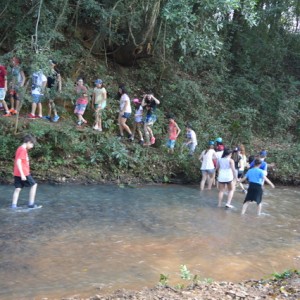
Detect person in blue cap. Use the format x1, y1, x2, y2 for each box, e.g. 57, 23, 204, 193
199, 140, 217, 191
92, 79, 107, 131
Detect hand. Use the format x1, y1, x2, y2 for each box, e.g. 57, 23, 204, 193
21, 175, 26, 181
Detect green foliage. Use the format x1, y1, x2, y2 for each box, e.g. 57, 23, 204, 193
272, 269, 300, 280
159, 273, 169, 286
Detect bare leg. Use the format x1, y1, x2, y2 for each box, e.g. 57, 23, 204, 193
12, 188, 22, 207
118, 114, 124, 136
120, 118, 132, 135
207, 173, 215, 190
10, 96, 15, 110
241, 202, 249, 214
226, 182, 234, 206
37, 102, 42, 117
31, 102, 37, 115
218, 183, 225, 207
257, 203, 262, 215
200, 172, 207, 191
28, 183, 37, 206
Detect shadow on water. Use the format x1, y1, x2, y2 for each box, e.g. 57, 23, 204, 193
0, 184, 299, 299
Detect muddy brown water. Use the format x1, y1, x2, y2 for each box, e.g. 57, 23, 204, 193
0, 184, 299, 299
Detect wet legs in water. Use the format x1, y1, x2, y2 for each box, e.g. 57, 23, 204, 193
218, 182, 234, 207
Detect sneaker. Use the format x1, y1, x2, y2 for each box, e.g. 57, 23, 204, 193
35, 115, 43, 119
128, 134, 134, 141
93, 125, 99, 130
225, 204, 234, 209
43, 115, 51, 120
150, 136, 156, 144
139, 140, 144, 145
242, 189, 247, 194
28, 204, 42, 209
28, 113, 36, 119
3, 112, 11, 117
9, 108, 17, 115
52, 115, 60, 122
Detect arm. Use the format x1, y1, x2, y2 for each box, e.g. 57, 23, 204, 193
20, 70, 26, 87
150, 95, 160, 105
92, 91, 95, 109
199, 151, 204, 161
4, 75, 7, 91
230, 159, 237, 180
263, 176, 275, 188
16, 158, 26, 180
175, 123, 181, 138
57, 73, 62, 92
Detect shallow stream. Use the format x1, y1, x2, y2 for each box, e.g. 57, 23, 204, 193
0, 184, 299, 299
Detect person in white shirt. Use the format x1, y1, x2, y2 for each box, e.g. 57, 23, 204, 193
184, 124, 198, 155
199, 141, 217, 190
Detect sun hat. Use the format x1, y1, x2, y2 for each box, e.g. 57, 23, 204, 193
208, 140, 215, 145
215, 137, 222, 143
95, 79, 103, 84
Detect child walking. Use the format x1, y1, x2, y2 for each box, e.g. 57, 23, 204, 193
167, 114, 181, 154
239, 158, 275, 215
92, 79, 107, 131
132, 98, 144, 144
11, 134, 39, 209
74, 91, 89, 126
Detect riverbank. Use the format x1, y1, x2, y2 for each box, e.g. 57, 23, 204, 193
58, 271, 300, 300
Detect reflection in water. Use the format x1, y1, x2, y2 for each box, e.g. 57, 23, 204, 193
0, 184, 299, 299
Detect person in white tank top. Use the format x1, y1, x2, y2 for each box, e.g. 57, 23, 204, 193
216, 149, 237, 208
199, 141, 217, 190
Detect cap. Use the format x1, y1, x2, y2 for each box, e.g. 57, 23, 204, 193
95, 79, 103, 85
260, 150, 267, 157
208, 140, 215, 145
216, 137, 222, 143
132, 98, 140, 104
234, 146, 240, 152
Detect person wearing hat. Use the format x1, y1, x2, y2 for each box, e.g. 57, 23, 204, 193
131, 98, 144, 144
92, 79, 107, 131
199, 141, 217, 191
216, 148, 237, 208
43, 60, 62, 122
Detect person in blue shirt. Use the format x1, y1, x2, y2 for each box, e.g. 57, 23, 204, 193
249, 150, 268, 175
239, 158, 275, 215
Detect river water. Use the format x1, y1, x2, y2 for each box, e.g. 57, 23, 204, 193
0, 184, 299, 299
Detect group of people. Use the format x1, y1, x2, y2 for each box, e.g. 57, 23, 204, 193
199, 138, 275, 215
0, 57, 61, 122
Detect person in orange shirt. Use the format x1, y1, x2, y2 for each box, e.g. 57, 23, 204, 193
11, 135, 40, 209
167, 114, 181, 154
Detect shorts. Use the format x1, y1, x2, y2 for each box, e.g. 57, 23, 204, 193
238, 170, 244, 178
218, 180, 233, 185
14, 175, 36, 189
9, 88, 20, 100
32, 94, 44, 104
244, 182, 263, 204
187, 143, 197, 155
167, 139, 176, 149
144, 114, 157, 126
201, 169, 215, 175
74, 103, 87, 115
95, 102, 107, 110
0, 88, 6, 101
121, 112, 131, 119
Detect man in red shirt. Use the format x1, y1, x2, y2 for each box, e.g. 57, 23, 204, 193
11, 134, 40, 209
0, 64, 11, 117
